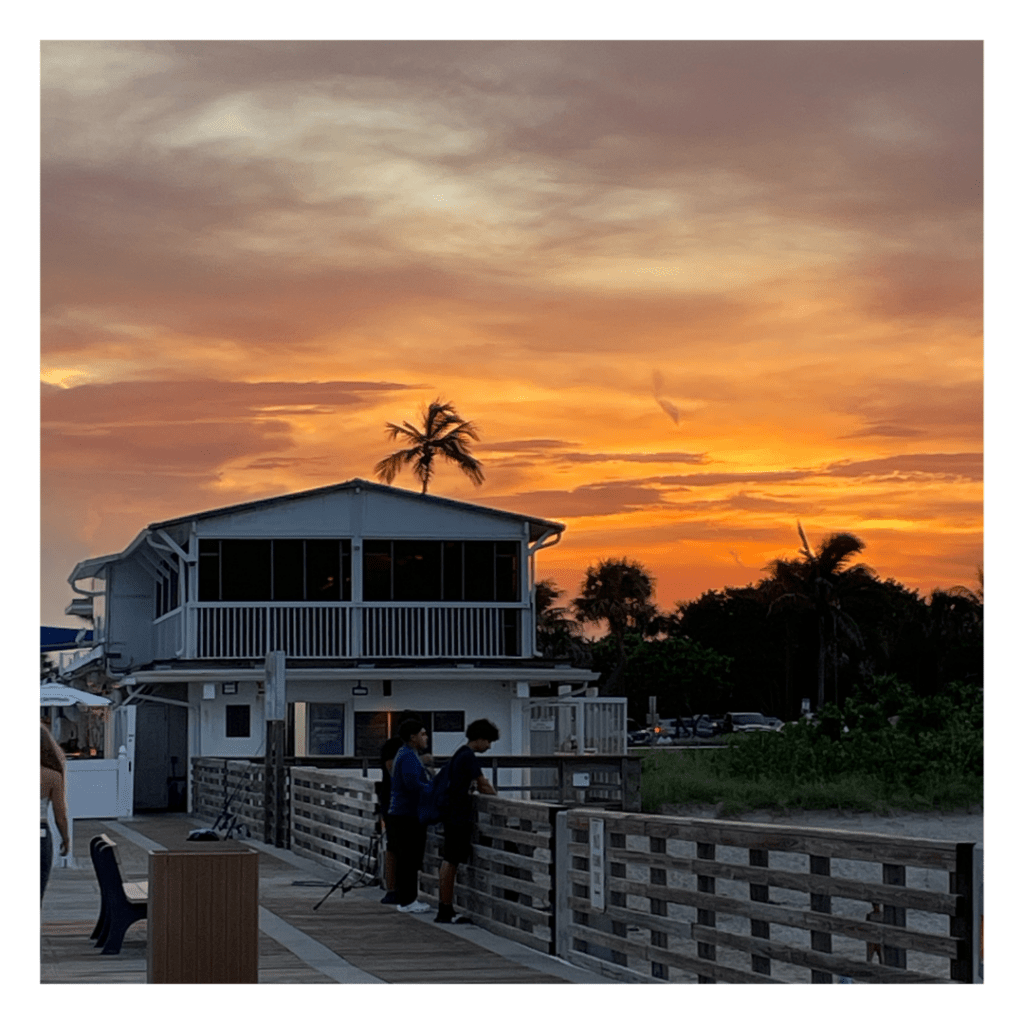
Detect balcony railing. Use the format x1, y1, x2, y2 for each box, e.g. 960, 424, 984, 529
184, 602, 523, 660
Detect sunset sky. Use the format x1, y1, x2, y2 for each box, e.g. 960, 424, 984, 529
39, 37, 984, 628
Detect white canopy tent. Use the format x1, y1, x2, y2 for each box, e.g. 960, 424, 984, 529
40, 681, 112, 707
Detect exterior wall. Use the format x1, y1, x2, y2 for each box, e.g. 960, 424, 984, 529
107, 559, 155, 667
189, 677, 531, 759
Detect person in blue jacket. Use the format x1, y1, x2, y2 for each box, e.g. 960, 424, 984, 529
387, 718, 433, 913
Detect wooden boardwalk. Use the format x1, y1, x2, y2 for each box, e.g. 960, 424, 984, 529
41, 813, 604, 985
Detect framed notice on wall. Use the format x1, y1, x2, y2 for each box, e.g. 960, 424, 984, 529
307, 704, 345, 755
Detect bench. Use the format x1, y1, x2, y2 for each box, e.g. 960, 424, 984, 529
89, 834, 148, 955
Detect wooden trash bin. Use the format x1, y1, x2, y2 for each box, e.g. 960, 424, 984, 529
147, 839, 259, 983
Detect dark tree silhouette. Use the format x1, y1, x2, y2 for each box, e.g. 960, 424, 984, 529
534, 579, 589, 664
764, 523, 877, 710
374, 399, 484, 494
572, 558, 659, 695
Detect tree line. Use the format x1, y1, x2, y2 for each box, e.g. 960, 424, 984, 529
536, 525, 983, 725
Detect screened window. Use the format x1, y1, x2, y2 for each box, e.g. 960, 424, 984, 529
362, 541, 519, 602
198, 539, 351, 601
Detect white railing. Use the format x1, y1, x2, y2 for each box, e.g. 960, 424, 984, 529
194, 604, 353, 659
362, 603, 519, 658
186, 602, 523, 659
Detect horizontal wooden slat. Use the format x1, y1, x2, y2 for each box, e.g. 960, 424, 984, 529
472, 844, 551, 874
569, 921, 782, 983
566, 895, 691, 941
566, 853, 958, 915
476, 795, 557, 822
465, 865, 552, 903
689, 925, 953, 983
568, 811, 961, 871
476, 823, 552, 849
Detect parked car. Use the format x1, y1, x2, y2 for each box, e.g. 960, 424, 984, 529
764, 716, 784, 731
692, 714, 722, 738
628, 728, 654, 745
723, 712, 776, 734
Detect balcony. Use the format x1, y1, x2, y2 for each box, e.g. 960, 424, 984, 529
153, 602, 526, 660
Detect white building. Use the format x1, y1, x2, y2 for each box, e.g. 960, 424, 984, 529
59, 480, 608, 809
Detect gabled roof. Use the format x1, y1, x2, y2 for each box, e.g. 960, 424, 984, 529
147, 478, 564, 541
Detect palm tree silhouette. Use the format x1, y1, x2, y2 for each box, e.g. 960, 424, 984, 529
374, 399, 484, 495
764, 523, 876, 710
573, 558, 659, 695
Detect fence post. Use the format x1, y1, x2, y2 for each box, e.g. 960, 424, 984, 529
695, 841, 716, 983
621, 756, 642, 812
882, 863, 908, 970
809, 854, 833, 983
553, 808, 570, 961
749, 848, 772, 977
949, 843, 976, 982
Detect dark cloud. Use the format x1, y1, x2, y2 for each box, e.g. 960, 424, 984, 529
489, 483, 670, 519
42, 379, 412, 426
557, 452, 707, 465
475, 439, 581, 452
823, 453, 982, 481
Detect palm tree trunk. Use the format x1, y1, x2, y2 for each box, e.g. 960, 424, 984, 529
817, 618, 826, 709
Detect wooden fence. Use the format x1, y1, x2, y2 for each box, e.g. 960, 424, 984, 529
290, 767, 380, 880
558, 808, 978, 984
192, 758, 266, 840
419, 794, 560, 955
189, 759, 979, 983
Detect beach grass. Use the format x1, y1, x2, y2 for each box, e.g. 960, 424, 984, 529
639, 746, 983, 816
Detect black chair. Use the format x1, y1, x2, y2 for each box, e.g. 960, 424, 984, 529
90, 835, 148, 955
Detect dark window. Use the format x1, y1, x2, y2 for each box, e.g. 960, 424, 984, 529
307, 704, 345, 755
394, 541, 442, 601
362, 540, 521, 603
198, 539, 220, 601
363, 540, 392, 601
354, 711, 392, 758
496, 541, 519, 602
221, 540, 272, 601
433, 710, 465, 733
306, 540, 342, 601
273, 539, 305, 600
442, 541, 463, 601
225, 704, 251, 738
464, 541, 495, 601
198, 539, 351, 601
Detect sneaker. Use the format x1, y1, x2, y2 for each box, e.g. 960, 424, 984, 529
380, 892, 401, 905
397, 900, 431, 914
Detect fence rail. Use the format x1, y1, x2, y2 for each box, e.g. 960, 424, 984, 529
558, 808, 975, 984
188, 758, 979, 983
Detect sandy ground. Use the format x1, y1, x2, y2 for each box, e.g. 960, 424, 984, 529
658, 804, 984, 845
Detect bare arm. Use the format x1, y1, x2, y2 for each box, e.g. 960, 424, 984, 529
474, 773, 496, 796
46, 771, 71, 856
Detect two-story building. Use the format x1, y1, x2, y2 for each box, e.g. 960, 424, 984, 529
58, 480, 608, 809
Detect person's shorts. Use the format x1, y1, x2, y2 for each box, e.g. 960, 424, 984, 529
441, 820, 473, 865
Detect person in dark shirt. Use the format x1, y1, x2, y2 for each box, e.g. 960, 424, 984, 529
377, 734, 404, 904
387, 718, 433, 913
435, 718, 499, 924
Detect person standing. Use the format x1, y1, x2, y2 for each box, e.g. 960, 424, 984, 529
435, 719, 499, 924
40, 724, 71, 904
387, 718, 433, 913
